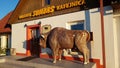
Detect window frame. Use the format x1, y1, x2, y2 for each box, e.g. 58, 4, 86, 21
66, 20, 85, 30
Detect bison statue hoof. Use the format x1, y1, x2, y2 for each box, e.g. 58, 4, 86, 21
53, 61, 56, 63
84, 62, 88, 64
58, 59, 61, 61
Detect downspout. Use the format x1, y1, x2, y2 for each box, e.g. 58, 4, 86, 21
100, 0, 106, 68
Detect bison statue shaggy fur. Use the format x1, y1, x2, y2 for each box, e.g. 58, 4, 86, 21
39, 27, 90, 64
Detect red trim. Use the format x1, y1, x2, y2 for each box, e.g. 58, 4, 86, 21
40, 53, 102, 68
27, 25, 40, 29
26, 28, 31, 56
100, 65, 104, 68
26, 24, 41, 56
90, 59, 101, 68
16, 53, 27, 56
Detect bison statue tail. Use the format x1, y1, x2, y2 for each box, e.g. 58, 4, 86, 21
86, 31, 91, 42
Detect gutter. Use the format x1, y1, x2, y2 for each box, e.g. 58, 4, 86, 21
100, 0, 106, 68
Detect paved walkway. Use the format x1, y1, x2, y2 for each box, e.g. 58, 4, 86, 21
0, 56, 96, 68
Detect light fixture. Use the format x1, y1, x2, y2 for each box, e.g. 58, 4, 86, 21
24, 24, 27, 27
38, 21, 41, 25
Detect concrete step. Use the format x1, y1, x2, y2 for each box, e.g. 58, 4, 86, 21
0, 58, 62, 68
0, 56, 96, 68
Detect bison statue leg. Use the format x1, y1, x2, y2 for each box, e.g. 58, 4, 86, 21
52, 48, 59, 63
75, 32, 90, 64
58, 49, 63, 61
82, 46, 90, 64
52, 48, 63, 63
77, 44, 90, 64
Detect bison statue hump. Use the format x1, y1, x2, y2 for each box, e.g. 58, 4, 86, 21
39, 27, 90, 64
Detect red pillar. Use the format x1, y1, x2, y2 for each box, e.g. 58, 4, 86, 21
100, 0, 106, 68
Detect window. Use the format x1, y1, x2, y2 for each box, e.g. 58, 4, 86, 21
31, 28, 40, 39
42, 25, 51, 33
42, 0, 51, 6
45, 0, 50, 5
67, 20, 85, 30
6, 35, 8, 48
71, 23, 84, 30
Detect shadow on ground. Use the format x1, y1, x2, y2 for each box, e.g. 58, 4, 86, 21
16, 56, 95, 68
17, 56, 38, 61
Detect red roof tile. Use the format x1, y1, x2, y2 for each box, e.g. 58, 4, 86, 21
0, 11, 13, 33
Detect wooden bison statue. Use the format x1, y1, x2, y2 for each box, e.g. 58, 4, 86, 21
39, 27, 90, 64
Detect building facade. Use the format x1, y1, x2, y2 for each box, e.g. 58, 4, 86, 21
0, 12, 12, 55
8, 0, 120, 68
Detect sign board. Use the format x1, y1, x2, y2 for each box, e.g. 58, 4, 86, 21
19, 0, 85, 19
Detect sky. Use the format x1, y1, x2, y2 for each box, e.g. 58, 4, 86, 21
0, 0, 19, 19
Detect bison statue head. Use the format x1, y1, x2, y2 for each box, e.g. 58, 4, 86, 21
39, 32, 49, 48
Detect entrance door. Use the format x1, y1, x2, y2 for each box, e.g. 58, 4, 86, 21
30, 28, 40, 57
26, 25, 40, 57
